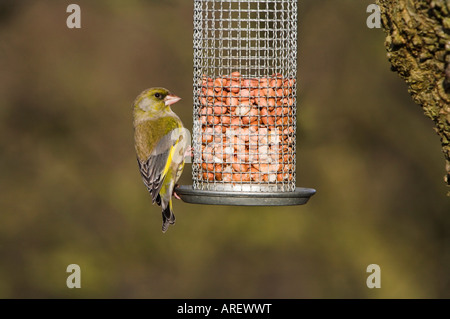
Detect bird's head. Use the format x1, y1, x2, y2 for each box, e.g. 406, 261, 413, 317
133, 87, 181, 116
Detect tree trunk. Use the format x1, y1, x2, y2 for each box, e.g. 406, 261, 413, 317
376, 0, 450, 195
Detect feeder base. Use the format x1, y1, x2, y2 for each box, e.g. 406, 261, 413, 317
175, 185, 316, 206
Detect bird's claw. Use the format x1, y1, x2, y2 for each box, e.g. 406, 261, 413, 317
173, 184, 181, 200
184, 146, 194, 158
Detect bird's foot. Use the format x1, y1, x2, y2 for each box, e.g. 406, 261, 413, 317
184, 146, 194, 158
173, 184, 181, 200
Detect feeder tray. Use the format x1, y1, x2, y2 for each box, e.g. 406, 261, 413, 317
176, 185, 316, 206
180, 0, 316, 206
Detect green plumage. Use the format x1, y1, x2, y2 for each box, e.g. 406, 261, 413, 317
132, 87, 188, 233
134, 116, 182, 162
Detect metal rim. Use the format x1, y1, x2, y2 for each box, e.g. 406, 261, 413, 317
175, 185, 316, 206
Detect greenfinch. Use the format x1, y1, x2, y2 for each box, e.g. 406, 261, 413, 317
133, 87, 188, 233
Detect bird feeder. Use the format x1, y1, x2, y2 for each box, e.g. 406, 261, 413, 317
176, 0, 316, 206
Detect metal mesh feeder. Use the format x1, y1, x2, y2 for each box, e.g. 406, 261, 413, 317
176, 0, 316, 206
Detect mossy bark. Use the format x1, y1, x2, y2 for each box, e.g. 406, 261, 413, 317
376, 0, 450, 195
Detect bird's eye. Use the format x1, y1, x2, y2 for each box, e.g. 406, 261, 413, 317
154, 93, 161, 99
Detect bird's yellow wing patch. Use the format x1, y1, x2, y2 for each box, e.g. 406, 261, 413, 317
160, 143, 177, 182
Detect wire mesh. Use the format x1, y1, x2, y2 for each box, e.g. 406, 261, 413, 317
192, 0, 298, 192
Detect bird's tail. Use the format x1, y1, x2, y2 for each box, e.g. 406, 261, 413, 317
161, 199, 176, 233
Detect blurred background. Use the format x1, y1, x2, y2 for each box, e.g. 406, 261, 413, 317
0, 0, 448, 298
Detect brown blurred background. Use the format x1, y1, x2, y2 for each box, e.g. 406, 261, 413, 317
0, 0, 448, 298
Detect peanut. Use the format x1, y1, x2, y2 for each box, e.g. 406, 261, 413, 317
240, 89, 251, 99
214, 78, 224, 91
230, 80, 240, 93
202, 172, 215, 181
221, 116, 231, 125
213, 103, 227, 115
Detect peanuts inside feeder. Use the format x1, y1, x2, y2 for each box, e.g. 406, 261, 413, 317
176, 0, 316, 206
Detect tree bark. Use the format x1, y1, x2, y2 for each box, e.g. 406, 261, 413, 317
376, 0, 450, 195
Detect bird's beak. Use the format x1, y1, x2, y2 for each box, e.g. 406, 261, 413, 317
164, 94, 181, 106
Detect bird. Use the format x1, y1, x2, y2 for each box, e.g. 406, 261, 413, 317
133, 87, 189, 233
